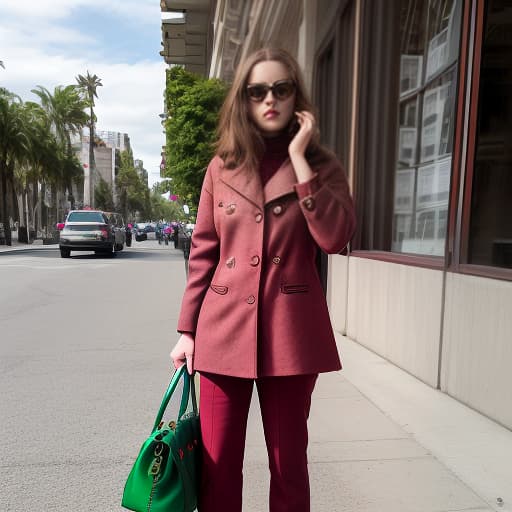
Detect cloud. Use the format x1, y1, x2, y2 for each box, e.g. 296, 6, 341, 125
0, 0, 158, 24
0, 0, 168, 187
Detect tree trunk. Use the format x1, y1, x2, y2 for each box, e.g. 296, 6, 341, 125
33, 179, 40, 235
1, 162, 13, 246
89, 106, 95, 208
1, 170, 9, 245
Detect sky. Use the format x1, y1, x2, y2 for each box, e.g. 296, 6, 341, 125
0, 0, 174, 188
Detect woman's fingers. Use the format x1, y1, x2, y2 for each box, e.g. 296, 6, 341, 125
170, 334, 195, 374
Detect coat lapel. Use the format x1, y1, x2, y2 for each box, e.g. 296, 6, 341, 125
263, 159, 297, 204
218, 159, 297, 208
219, 165, 264, 210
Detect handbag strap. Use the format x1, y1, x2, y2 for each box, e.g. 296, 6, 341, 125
190, 373, 198, 415
151, 366, 198, 433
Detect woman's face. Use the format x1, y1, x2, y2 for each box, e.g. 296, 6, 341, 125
246, 60, 296, 137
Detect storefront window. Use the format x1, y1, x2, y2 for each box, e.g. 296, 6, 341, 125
468, 0, 512, 269
391, 0, 462, 256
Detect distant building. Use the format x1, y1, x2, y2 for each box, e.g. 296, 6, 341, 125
71, 130, 133, 206
96, 130, 131, 153
134, 159, 148, 187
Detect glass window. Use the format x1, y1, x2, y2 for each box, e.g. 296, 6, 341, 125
67, 211, 104, 223
391, 0, 462, 256
468, 0, 512, 269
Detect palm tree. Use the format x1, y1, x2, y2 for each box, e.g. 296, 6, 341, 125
26, 105, 71, 237
31, 85, 88, 211
75, 71, 102, 207
0, 90, 31, 245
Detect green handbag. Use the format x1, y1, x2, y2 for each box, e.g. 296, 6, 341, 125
122, 366, 201, 512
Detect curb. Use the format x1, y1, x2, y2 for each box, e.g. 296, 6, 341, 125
0, 244, 58, 255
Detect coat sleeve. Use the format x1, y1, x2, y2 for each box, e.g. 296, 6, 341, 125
293, 157, 356, 254
177, 161, 220, 333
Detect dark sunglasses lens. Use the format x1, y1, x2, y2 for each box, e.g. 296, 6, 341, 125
274, 82, 294, 100
248, 85, 268, 101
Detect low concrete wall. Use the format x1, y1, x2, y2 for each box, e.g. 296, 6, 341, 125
441, 272, 512, 429
329, 256, 512, 430
327, 254, 349, 334
345, 257, 443, 388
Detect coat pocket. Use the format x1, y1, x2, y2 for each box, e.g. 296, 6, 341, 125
280, 284, 309, 294
210, 284, 228, 295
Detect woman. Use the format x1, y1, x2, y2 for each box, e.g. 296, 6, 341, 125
171, 47, 356, 511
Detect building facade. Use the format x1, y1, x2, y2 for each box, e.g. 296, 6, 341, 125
161, 0, 512, 429
96, 130, 131, 153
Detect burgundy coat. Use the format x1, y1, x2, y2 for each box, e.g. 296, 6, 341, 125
177, 154, 356, 378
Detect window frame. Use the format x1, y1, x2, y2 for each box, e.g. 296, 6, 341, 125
351, 0, 512, 281
454, 0, 512, 281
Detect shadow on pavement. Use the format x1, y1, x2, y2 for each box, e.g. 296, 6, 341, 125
67, 249, 185, 261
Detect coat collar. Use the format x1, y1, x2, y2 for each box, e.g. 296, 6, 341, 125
219, 158, 297, 209
263, 158, 296, 204
219, 164, 263, 210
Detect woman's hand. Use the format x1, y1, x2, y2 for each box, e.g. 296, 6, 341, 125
288, 110, 316, 158
170, 333, 195, 375
289, 110, 316, 183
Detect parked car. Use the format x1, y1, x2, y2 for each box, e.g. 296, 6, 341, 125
133, 223, 148, 242
58, 210, 126, 258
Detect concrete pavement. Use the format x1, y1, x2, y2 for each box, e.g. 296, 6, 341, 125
2, 242, 511, 511
240, 333, 512, 511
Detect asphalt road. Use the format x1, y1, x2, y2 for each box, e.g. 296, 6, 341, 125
1, 242, 501, 511
0, 241, 190, 511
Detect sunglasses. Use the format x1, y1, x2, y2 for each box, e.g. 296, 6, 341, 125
246, 79, 296, 102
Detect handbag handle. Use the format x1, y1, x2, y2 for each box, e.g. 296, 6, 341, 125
151, 366, 198, 433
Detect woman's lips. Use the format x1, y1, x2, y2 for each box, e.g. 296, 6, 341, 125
264, 110, 279, 119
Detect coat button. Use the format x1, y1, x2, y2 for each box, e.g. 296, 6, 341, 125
218, 201, 224, 207
302, 196, 315, 211
250, 255, 260, 266
272, 256, 281, 265
272, 204, 283, 215
255, 213, 262, 223
226, 204, 236, 215
226, 257, 235, 268
246, 295, 256, 304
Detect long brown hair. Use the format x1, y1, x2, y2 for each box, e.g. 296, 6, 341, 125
216, 48, 330, 172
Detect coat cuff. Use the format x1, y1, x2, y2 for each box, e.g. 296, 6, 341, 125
293, 173, 321, 199
294, 173, 321, 212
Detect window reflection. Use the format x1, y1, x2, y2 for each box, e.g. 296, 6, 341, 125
468, 0, 512, 268
392, 0, 462, 256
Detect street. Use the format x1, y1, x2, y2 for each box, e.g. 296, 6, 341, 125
0, 242, 190, 511
1, 242, 508, 511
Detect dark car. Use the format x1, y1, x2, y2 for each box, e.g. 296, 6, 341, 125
133, 223, 148, 242
59, 210, 126, 258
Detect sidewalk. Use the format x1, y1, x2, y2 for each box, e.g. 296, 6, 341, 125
243, 334, 512, 511
0, 235, 57, 254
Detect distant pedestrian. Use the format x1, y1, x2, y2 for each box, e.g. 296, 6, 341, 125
170, 47, 356, 511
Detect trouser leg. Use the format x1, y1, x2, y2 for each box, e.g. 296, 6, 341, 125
256, 374, 318, 512
198, 372, 254, 512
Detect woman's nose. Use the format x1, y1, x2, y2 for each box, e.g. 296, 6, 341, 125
264, 92, 276, 104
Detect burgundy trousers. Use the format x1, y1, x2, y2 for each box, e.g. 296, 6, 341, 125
198, 372, 317, 512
